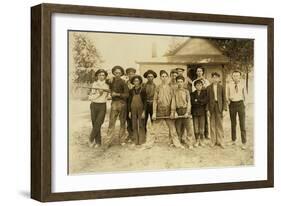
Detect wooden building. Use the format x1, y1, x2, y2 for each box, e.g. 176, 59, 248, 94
136, 37, 230, 85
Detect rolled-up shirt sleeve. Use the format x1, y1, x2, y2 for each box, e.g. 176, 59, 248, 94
185, 90, 191, 114
153, 86, 159, 115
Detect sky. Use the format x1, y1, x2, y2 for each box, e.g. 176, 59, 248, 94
70, 31, 188, 73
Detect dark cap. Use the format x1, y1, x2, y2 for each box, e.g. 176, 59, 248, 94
170, 69, 178, 76
130, 75, 143, 84
95, 69, 108, 77
143, 70, 157, 78
112, 65, 125, 76
175, 68, 185, 72
126, 67, 136, 74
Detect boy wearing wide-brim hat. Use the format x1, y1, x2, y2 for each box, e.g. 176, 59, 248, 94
143, 70, 157, 78
95, 69, 108, 77
88, 69, 110, 148
142, 70, 184, 149
125, 67, 137, 143
105, 65, 129, 148
175, 67, 193, 92
130, 75, 142, 84
128, 75, 147, 145
142, 70, 157, 133
111, 65, 125, 76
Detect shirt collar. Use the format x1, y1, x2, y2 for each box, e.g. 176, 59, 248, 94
233, 80, 240, 84
97, 80, 106, 84
146, 81, 154, 85
134, 86, 142, 91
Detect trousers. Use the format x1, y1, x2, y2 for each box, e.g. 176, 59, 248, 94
106, 100, 127, 145
229, 101, 246, 144
90, 102, 106, 145
209, 102, 224, 145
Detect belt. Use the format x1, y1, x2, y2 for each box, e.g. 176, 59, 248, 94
92, 102, 106, 104
230, 100, 244, 104
112, 99, 126, 103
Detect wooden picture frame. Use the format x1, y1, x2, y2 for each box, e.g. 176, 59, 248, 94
31, 3, 274, 202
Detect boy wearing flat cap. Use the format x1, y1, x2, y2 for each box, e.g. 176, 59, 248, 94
206, 72, 227, 148
88, 69, 110, 148
128, 75, 147, 145
106, 65, 129, 147
175, 67, 193, 92
143, 70, 157, 133
126, 67, 137, 89
142, 70, 184, 149
175, 67, 185, 76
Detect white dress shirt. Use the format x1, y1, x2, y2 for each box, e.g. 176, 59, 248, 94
226, 81, 246, 103
213, 83, 218, 101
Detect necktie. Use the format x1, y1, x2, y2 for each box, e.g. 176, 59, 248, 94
235, 83, 238, 93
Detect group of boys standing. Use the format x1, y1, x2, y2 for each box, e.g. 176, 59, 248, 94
88, 65, 247, 151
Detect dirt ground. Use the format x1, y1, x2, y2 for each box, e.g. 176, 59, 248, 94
68, 100, 254, 174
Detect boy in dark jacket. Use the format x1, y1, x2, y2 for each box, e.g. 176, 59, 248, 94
143, 70, 157, 133
125, 67, 137, 143
191, 79, 208, 147
206, 72, 227, 148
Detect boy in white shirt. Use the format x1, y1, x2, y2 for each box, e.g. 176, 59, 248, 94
226, 70, 247, 150
88, 69, 110, 148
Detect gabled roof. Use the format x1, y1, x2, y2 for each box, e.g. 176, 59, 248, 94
136, 38, 229, 65
165, 38, 223, 56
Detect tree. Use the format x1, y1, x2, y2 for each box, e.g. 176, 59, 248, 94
210, 38, 254, 72
210, 38, 254, 91
72, 33, 103, 84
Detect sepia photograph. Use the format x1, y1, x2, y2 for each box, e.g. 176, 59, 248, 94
68, 30, 254, 174
30, 3, 274, 201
